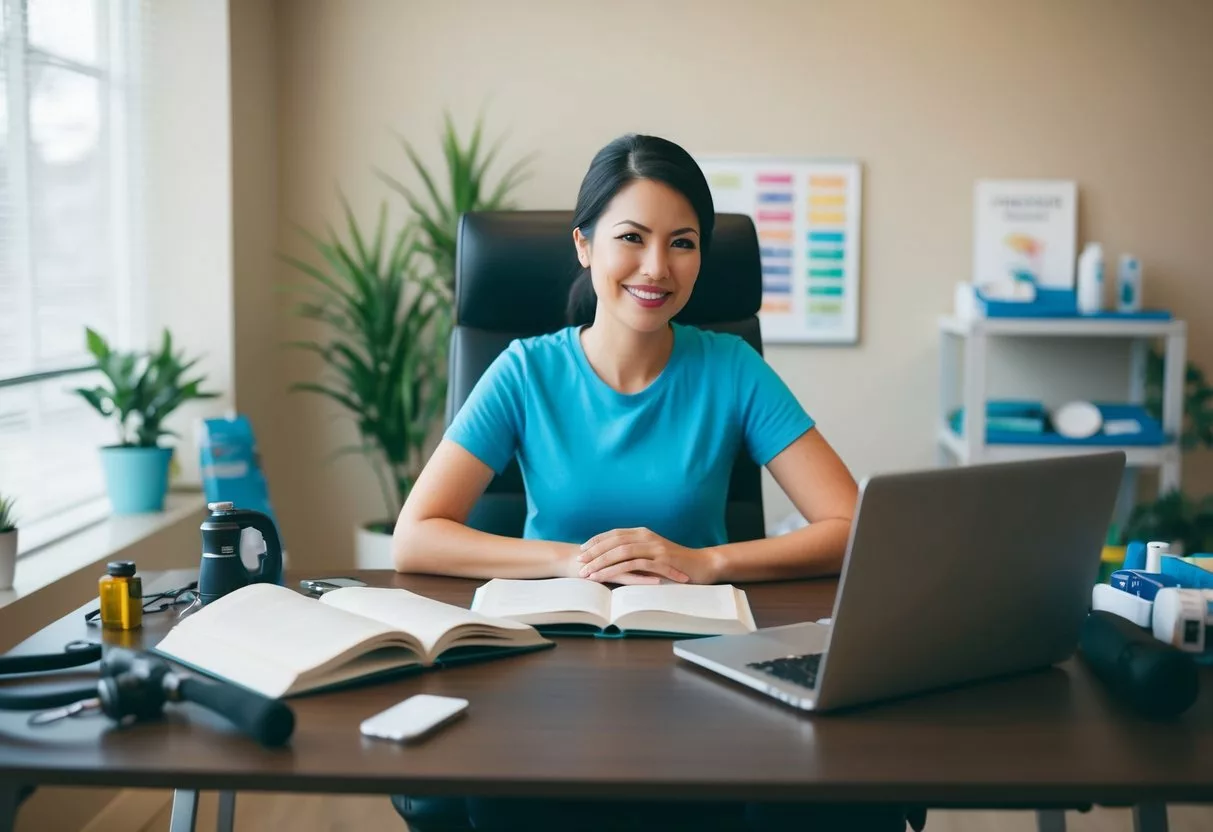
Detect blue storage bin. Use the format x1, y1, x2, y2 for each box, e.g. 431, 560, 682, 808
950, 401, 1170, 446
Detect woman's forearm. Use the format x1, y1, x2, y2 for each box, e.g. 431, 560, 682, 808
705, 518, 851, 583
393, 517, 577, 579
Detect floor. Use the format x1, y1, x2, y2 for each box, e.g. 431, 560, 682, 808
139, 792, 1213, 831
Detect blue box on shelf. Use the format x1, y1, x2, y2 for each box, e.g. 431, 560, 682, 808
973, 286, 1172, 320
947, 400, 1046, 436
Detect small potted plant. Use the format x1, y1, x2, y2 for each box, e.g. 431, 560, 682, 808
0, 494, 16, 591
74, 328, 219, 514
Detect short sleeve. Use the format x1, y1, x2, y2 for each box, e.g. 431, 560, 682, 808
444, 341, 526, 475
734, 339, 815, 466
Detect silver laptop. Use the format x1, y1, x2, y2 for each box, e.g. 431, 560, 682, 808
674, 452, 1126, 712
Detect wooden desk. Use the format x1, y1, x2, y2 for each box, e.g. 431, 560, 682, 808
1, 570, 1211, 832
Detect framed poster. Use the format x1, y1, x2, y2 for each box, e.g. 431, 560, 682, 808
696, 156, 862, 344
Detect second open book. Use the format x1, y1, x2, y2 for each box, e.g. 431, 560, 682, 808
471, 578, 757, 637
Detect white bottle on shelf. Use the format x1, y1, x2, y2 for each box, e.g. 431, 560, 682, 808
1076, 242, 1104, 315
1146, 540, 1171, 574
1117, 254, 1142, 313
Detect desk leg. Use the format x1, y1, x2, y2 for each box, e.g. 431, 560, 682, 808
170, 789, 199, 832
217, 791, 236, 832
0, 784, 18, 832
1036, 809, 1067, 832
1134, 803, 1168, 832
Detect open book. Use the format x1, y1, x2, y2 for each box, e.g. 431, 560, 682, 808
154, 583, 552, 699
470, 578, 757, 637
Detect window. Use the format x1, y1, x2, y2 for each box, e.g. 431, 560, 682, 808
0, 0, 142, 548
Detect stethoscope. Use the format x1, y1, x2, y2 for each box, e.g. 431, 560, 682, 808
0, 640, 294, 746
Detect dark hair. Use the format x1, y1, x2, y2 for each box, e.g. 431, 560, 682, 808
566, 134, 715, 326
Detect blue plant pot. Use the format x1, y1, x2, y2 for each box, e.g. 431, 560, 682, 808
100, 445, 174, 514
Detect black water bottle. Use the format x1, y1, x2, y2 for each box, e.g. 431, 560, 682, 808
1079, 610, 1199, 718
197, 502, 284, 606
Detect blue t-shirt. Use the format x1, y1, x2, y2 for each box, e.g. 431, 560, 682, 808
445, 322, 814, 549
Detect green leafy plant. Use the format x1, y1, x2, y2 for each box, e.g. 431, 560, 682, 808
1122, 489, 1213, 555
376, 110, 536, 287
73, 328, 219, 447
1120, 350, 1213, 551
0, 494, 16, 532
1145, 348, 1213, 450
284, 198, 451, 526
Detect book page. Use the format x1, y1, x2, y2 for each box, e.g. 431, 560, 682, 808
609, 584, 742, 626
321, 586, 537, 658
155, 583, 404, 686
469, 578, 613, 628
155, 626, 301, 698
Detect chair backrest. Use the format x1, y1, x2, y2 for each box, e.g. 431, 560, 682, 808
449, 210, 766, 542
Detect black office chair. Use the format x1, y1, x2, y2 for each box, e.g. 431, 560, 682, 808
447, 209, 768, 542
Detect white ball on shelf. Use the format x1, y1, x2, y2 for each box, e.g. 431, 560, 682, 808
1051, 400, 1103, 439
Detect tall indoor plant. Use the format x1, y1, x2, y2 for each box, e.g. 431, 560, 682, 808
74, 328, 219, 514
285, 112, 533, 565
376, 110, 536, 289
284, 199, 451, 566
0, 494, 17, 591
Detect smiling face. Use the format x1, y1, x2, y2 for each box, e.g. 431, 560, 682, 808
573, 178, 702, 334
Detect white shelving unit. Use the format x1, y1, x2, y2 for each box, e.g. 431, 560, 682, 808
937, 315, 1187, 513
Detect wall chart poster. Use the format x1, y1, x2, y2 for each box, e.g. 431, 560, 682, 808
696, 156, 862, 344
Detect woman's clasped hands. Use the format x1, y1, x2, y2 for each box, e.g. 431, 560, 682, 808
573, 527, 721, 585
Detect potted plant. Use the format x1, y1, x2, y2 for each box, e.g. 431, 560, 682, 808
286, 112, 533, 567
0, 494, 16, 591
284, 200, 451, 567
73, 328, 219, 514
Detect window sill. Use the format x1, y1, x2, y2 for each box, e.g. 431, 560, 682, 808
16, 498, 114, 557
0, 491, 207, 611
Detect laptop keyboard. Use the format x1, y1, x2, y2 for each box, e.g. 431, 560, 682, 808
746, 653, 823, 689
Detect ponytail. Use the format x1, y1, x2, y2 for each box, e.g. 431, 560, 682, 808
565, 268, 596, 326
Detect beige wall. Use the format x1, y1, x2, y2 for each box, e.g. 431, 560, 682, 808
263, 0, 1213, 567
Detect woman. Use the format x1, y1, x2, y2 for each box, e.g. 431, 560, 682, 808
389, 135, 909, 832
393, 133, 857, 585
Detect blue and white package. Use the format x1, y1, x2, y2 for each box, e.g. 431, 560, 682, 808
1110, 569, 1181, 601
198, 414, 286, 562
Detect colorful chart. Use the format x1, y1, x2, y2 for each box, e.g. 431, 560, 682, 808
697, 157, 862, 344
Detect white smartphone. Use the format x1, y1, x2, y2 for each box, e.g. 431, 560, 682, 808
360, 694, 469, 743
300, 577, 367, 596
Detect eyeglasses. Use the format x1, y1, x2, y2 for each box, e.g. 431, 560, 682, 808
84, 581, 199, 625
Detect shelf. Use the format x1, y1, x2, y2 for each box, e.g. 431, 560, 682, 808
939, 315, 1185, 339
937, 425, 1181, 468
